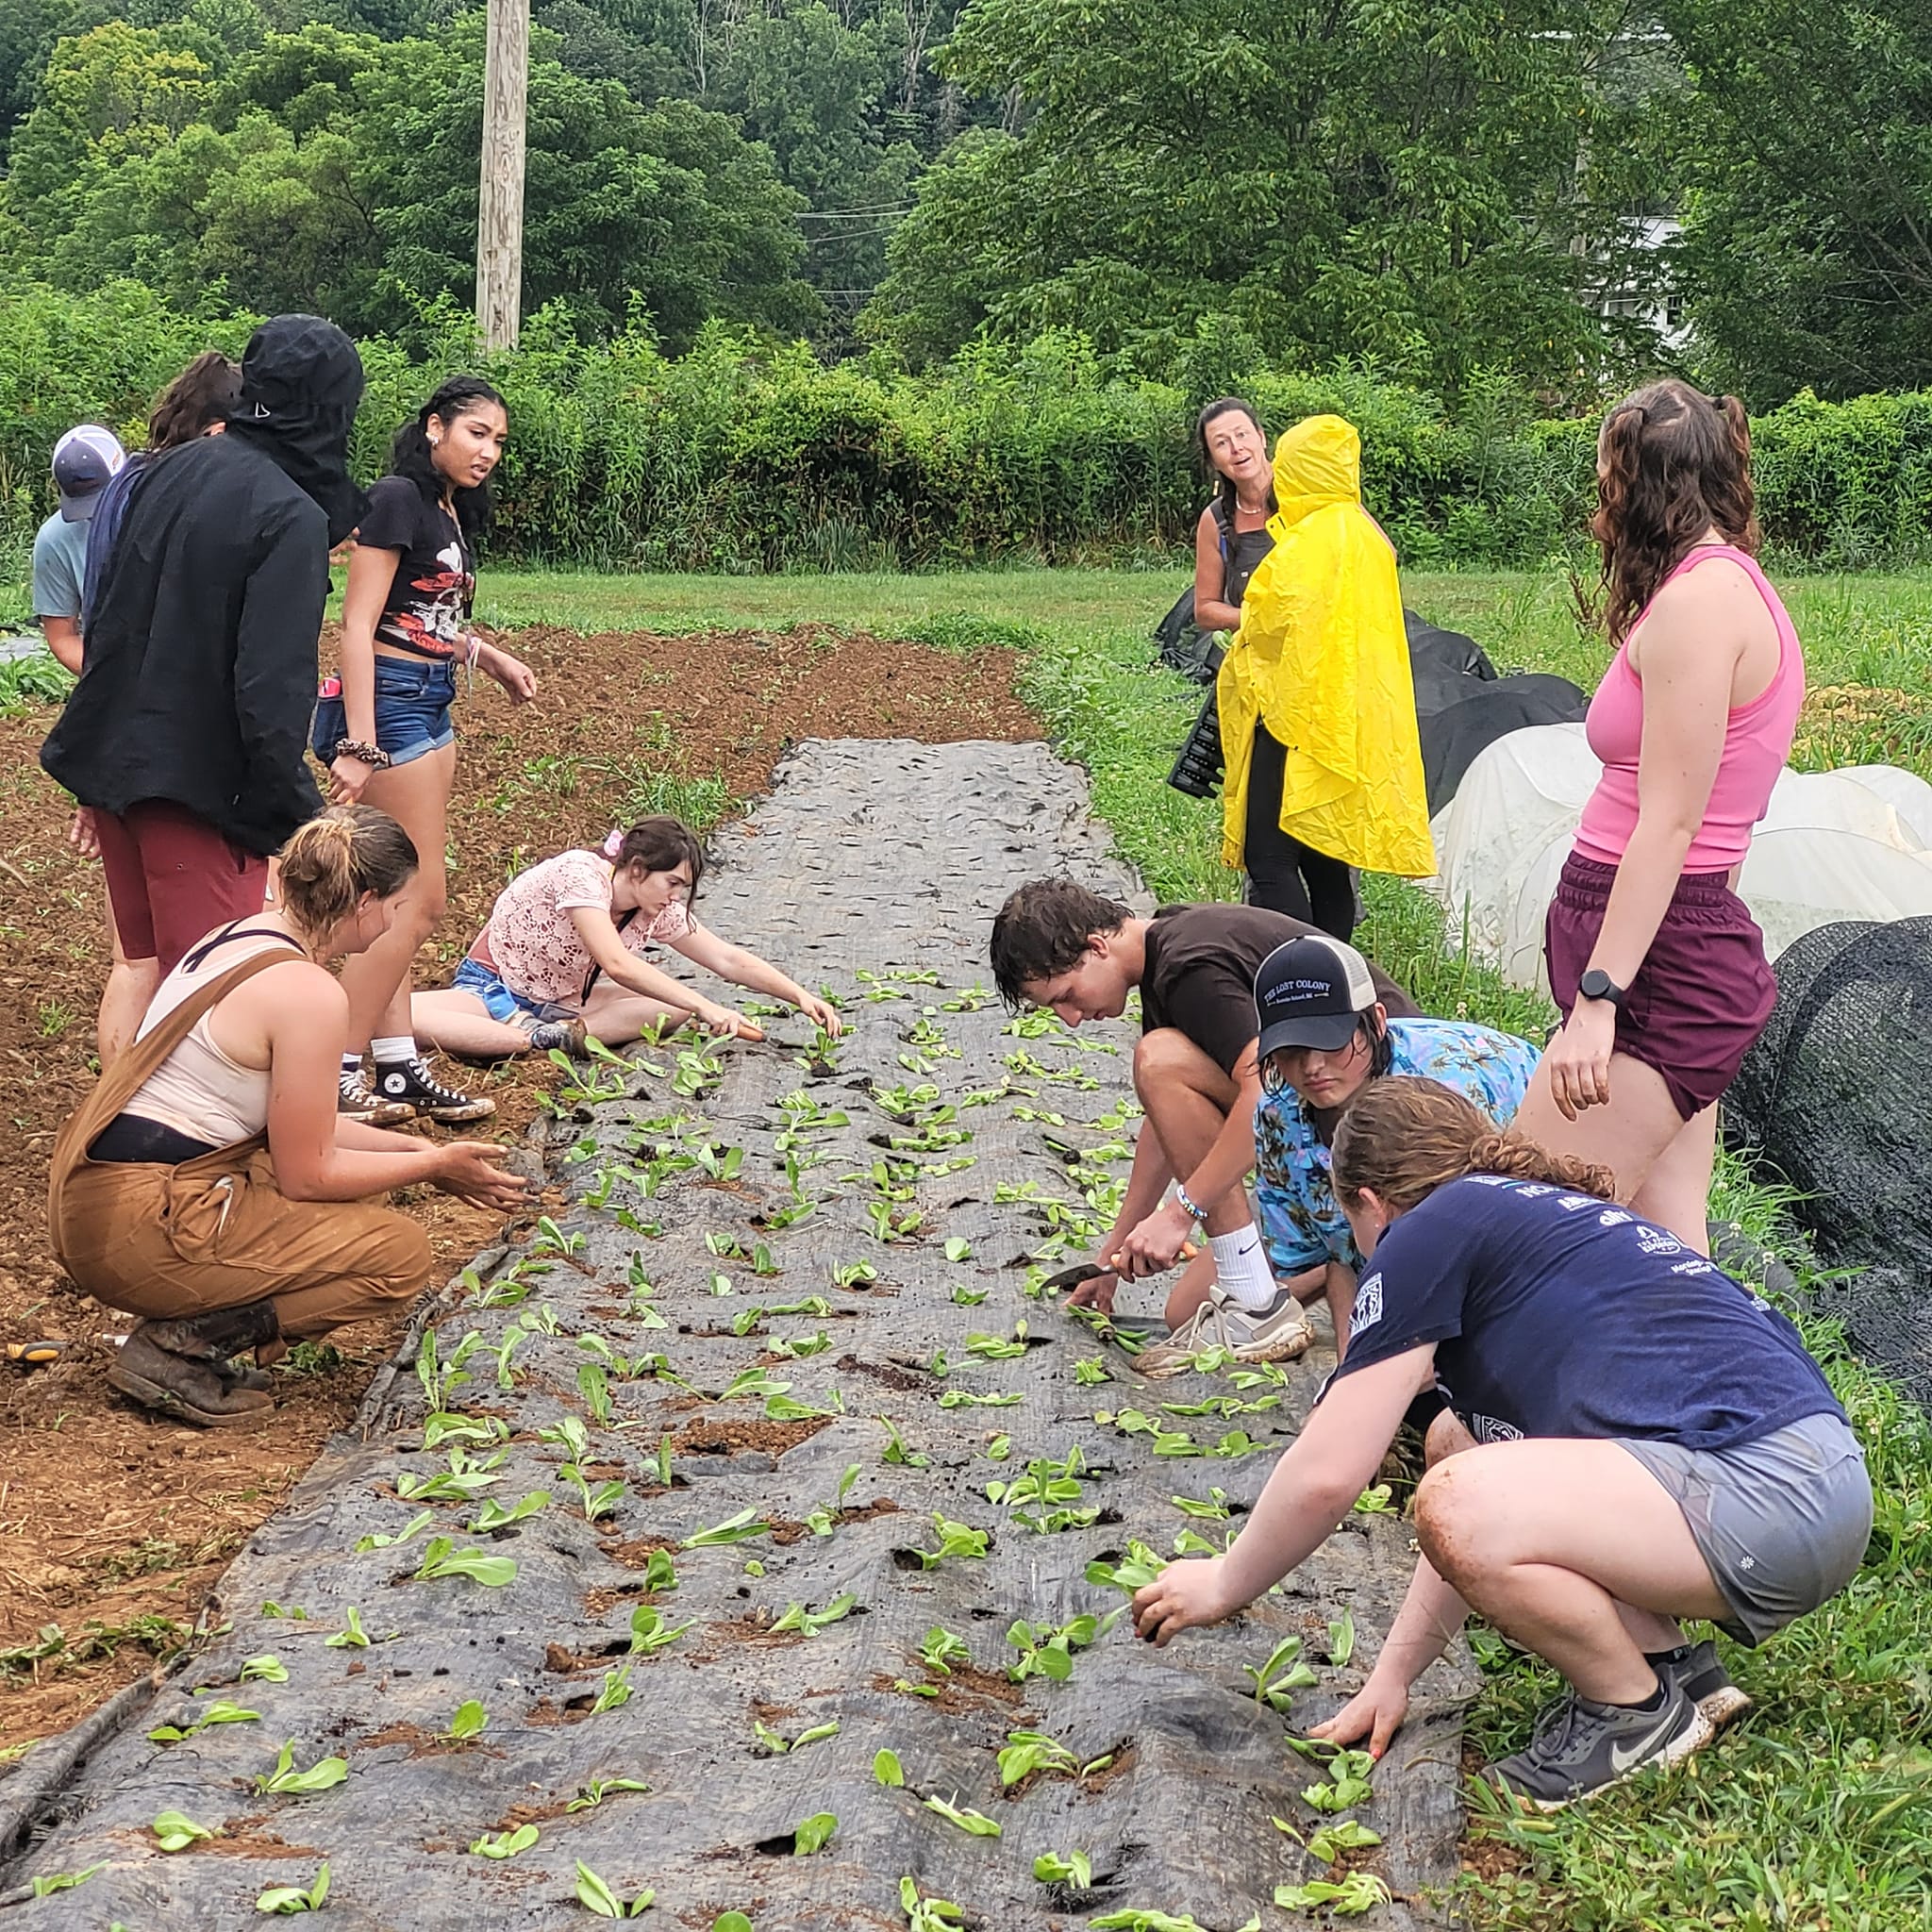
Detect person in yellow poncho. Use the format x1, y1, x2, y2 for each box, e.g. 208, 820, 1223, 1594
1217, 416, 1435, 938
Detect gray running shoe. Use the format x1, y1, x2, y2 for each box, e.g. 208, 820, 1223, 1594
1655, 1639, 1753, 1729
1135, 1286, 1313, 1380
1487, 1679, 1713, 1810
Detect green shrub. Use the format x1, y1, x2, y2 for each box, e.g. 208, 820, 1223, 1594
4, 280, 1930, 574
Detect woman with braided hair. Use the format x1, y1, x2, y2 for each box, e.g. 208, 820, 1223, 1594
1130, 1076, 1869, 1810
312, 375, 538, 1127
1511, 380, 1805, 1250
47, 808, 528, 1429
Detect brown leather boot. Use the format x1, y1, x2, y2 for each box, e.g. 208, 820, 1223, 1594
108, 1324, 275, 1429
143, 1302, 281, 1397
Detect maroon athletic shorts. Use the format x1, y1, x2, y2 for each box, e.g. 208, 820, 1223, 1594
93, 800, 270, 974
1544, 851, 1775, 1121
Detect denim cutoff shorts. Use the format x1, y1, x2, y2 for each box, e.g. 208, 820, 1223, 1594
311, 656, 457, 769
452, 956, 575, 1026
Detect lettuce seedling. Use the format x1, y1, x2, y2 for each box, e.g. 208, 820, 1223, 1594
939, 1389, 1024, 1409
792, 1812, 838, 1856
324, 1607, 371, 1650
680, 1508, 770, 1549
151, 1810, 214, 1852
899, 1877, 966, 1932
469, 1490, 551, 1532
877, 1418, 929, 1468
255, 1864, 330, 1914
642, 1547, 677, 1591
574, 1861, 655, 1918
923, 1792, 1001, 1837
411, 1539, 518, 1587
1246, 1636, 1319, 1712
239, 1655, 289, 1684
1305, 1819, 1382, 1862
443, 1700, 489, 1741
769, 1593, 857, 1637
1273, 1874, 1391, 1915
1300, 1747, 1375, 1812
355, 1509, 436, 1553
1084, 1542, 1164, 1595
590, 1663, 634, 1714
908, 1514, 988, 1569
950, 1285, 990, 1307
149, 1698, 259, 1742
1328, 1611, 1356, 1668
919, 1625, 971, 1674
1033, 1851, 1092, 1888
28, 1864, 103, 1898
470, 1824, 539, 1858
1171, 1489, 1232, 1520
873, 1748, 905, 1787
627, 1606, 693, 1655
255, 1741, 348, 1796
563, 1777, 650, 1812
563, 1463, 626, 1523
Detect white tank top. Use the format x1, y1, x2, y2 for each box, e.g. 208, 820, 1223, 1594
125, 928, 303, 1147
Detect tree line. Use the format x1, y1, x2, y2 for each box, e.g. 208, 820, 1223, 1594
0, 0, 1924, 405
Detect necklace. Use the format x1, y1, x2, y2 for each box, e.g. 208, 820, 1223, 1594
1234, 491, 1270, 518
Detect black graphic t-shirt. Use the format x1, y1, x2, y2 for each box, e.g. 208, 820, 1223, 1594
355, 475, 474, 660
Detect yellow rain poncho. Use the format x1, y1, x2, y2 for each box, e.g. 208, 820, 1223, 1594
1217, 416, 1435, 878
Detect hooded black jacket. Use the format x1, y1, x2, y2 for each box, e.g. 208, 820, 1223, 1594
41, 316, 364, 857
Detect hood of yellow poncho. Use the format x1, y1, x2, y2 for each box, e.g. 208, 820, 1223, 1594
1269, 415, 1362, 534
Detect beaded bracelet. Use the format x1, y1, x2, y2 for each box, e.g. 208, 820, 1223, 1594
332, 737, 392, 770
1174, 1180, 1209, 1223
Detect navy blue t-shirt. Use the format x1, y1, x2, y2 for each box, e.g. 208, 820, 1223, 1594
1331, 1175, 1842, 1451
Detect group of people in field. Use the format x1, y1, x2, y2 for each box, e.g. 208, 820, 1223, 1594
27, 326, 1869, 1816
991, 381, 1866, 1809
30, 315, 833, 1426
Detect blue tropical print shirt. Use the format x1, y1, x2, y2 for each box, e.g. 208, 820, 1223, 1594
1254, 1017, 1541, 1279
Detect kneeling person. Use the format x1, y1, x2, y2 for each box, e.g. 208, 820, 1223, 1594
48, 808, 529, 1427
1191, 933, 1536, 1369
990, 877, 1416, 1364
1131, 1078, 1872, 1810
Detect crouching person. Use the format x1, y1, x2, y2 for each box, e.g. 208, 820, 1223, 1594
1132, 1078, 1871, 1810
1240, 932, 1539, 1366
48, 807, 528, 1427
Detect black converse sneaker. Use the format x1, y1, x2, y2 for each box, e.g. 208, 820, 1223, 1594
340, 1064, 417, 1126
374, 1054, 497, 1124
1486, 1678, 1713, 1811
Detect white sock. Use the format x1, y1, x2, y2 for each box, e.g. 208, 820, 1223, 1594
1208, 1226, 1277, 1311
371, 1035, 417, 1065
341, 1052, 363, 1077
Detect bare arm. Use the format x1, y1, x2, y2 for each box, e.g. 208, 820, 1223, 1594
663, 924, 841, 1033
1194, 507, 1241, 633
336, 543, 399, 745
565, 905, 749, 1033
1132, 1346, 1429, 1641
41, 616, 83, 675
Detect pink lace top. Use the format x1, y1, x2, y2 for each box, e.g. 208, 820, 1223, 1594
1574, 545, 1805, 873
476, 850, 692, 1003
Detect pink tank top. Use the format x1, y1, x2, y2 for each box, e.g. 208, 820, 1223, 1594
1574, 545, 1805, 873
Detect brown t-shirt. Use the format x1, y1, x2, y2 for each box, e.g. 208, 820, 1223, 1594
1139, 904, 1418, 1074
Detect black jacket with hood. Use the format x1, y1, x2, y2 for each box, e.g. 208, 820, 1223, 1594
42, 315, 366, 857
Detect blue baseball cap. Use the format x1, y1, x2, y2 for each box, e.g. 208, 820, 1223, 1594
52, 425, 127, 522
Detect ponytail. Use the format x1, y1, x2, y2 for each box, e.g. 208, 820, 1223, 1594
1331, 1076, 1616, 1213
390, 375, 506, 542
604, 816, 704, 905
278, 806, 419, 937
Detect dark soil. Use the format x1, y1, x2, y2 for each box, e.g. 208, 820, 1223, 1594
0, 620, 1040, 1753
669, 1417, 830, 1457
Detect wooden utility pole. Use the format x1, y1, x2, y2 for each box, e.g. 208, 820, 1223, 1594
476, 0, 529, 350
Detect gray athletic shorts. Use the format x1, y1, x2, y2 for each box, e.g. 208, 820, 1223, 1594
1618, 1411, 1873, 1646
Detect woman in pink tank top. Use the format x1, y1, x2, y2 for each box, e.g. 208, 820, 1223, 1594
1511, 379, 1805, 1252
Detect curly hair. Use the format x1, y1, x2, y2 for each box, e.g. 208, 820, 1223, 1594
1592, 378, 1759, 645
1330, 1076, 1616, 1213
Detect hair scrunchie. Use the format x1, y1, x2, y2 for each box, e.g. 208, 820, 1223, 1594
600, 827, 625, 860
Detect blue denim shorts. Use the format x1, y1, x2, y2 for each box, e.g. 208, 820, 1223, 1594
452, 956, 575, 1026
311, 655, 457, 769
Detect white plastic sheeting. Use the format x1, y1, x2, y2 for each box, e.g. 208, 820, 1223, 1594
1424, 724, 1932, 991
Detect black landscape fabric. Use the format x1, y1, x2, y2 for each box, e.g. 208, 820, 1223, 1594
0, 741, 1473, 1929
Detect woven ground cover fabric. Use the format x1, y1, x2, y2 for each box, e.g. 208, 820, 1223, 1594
0, 741, 1474, 1929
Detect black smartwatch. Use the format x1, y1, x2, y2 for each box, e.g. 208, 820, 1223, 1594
1577, 968, 1626, 1008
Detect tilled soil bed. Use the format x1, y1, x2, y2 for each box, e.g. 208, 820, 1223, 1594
0, 622, 1038, 1754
